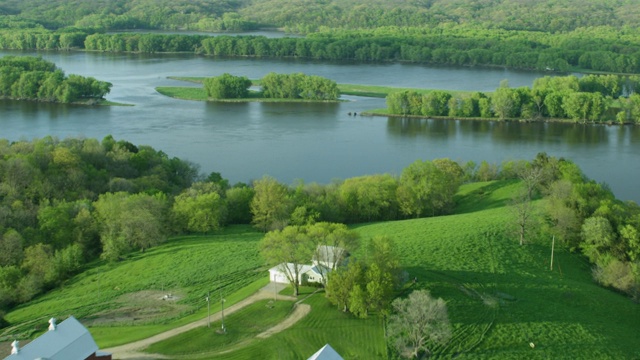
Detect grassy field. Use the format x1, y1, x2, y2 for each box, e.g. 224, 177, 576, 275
145, 299, 295, 357
176, 292, 386, 360
0, 226, 267, 347
354, 181, 640, 359
2, 181, 639, 358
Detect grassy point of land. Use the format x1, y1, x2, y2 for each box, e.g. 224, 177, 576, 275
156, 86, 341, 103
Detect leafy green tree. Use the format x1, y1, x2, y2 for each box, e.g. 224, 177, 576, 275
225, 185, 255, 224
397, 159, 463, 218
365, 262, 394, 314
491, 81, 522, 120
326, 259, 364, 312
0, 229, 24, 267
250, 176, 292, 231
94, 192, 169, 261
581, 216, 616, 263
421, 91, 451, 116
339, 174, 398, 222
349, 283, 368, 318
172, 182, 227, 233
204, 73, 252, 99
387, 290, 452, 359
387, 91, 412, 115
260, 225, 313, 296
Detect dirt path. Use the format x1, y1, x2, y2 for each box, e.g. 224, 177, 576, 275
256, 303, 311, 339
103, 284, 297, 359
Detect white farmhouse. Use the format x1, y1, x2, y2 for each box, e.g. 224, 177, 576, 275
268, 263, 329, 285
269, 245, 347, 285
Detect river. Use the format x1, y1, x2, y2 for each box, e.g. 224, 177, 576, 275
1, 49, 638, 203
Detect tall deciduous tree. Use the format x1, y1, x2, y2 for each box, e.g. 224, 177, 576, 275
203, 73, 251, 99
260, 225, 313, 296
339, 174, 398, 222
397, 159, 463, 218
326, 259, 364, 312
94, 192, 168, 261
172, 182, 227, 233
387, 290, 452, 359
581, 216, 616, 263
251, 176, 292, 231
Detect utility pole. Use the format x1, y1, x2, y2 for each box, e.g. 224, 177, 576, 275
206, 292, 210, 328
220, 293, 226, 333
273, 274, 277, 302
550, 235, 555, 271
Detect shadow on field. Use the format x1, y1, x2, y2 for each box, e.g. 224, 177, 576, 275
403, 264, 619, 325
454, 180, 517, 214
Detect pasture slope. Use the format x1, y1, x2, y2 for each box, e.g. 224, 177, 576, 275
1, 180, 639, 359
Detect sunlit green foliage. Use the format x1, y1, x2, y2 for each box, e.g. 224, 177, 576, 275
0, 56, 111, 103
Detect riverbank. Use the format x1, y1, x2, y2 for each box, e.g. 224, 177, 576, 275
0, 96, 131, 106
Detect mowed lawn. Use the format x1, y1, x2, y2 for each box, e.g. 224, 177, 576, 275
354, 180, 640, 359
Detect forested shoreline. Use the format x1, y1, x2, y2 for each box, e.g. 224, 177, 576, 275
385, 74, 640, 124
3, 0, 640, 74
2, 26, 640, 74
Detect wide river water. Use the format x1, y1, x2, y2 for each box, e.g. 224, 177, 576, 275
1, 49, 639, 203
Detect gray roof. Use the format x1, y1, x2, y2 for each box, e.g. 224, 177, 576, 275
307, 344, 344, 360
313, 245, 346, 266
5, 316, 99, 360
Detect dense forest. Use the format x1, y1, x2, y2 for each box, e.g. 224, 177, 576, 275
1, 1, 640, 73
1, 0, 639, 33
0, 56, 111, 103
0, 137, 638, 316
386, 74, 640, 123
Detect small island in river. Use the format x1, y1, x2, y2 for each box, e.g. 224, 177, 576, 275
158, 72, 640, 125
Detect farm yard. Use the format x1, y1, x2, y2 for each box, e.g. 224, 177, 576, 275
1, 180, 639, 358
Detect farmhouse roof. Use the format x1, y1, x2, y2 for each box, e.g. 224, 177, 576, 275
5, 316, 104, 360
307, 344, 344, 360
313, 245, 346, 265
269, 263, 326, 276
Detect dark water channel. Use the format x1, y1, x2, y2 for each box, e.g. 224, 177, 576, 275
1, 50, 639, 203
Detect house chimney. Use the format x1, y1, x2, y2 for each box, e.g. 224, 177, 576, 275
11, 340, 19, 355
48, 318, 57, 331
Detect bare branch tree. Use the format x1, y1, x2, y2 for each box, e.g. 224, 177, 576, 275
387, 290, 452, 359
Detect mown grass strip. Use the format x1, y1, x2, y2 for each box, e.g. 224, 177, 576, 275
145, 299, 294, 356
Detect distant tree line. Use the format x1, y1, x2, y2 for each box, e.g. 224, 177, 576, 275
387, 75, 640, 123
3, 24, 640, 74
0, 56, 111, 103
3, 0, 640, 35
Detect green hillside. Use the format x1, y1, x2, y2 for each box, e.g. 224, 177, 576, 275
2, 180, 638, 358
355, 181, 640, 358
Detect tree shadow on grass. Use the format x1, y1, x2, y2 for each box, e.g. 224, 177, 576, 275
454, 180, 519, 215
